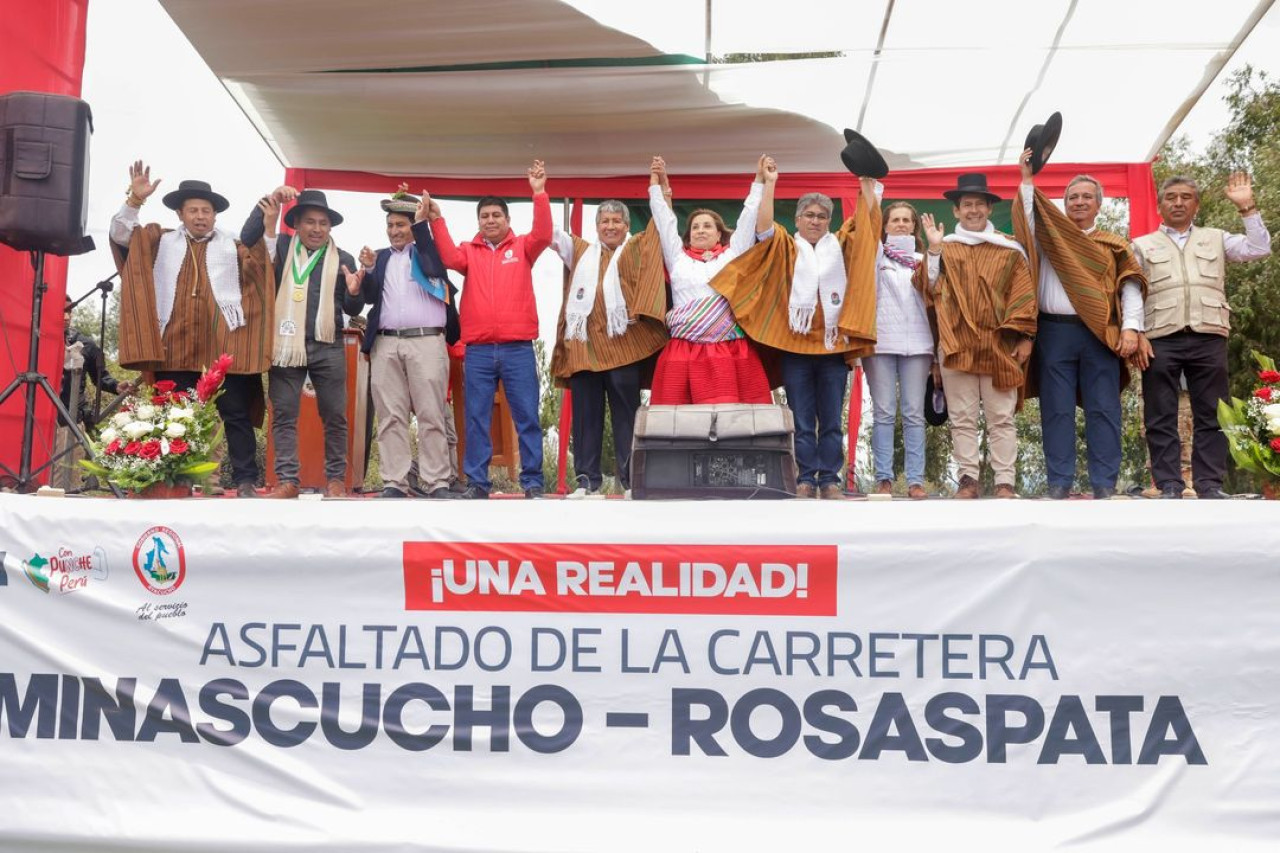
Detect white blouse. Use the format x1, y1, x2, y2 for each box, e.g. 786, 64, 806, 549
648, 182, 764, 310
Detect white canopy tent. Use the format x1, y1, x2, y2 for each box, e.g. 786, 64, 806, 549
160, 0, 1274, 183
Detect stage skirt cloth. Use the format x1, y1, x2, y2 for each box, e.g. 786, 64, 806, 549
650, 338, 772, 405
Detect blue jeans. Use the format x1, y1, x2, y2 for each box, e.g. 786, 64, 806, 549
463, 342, 543, 491
1037, 315, 1121, 490
781, 353, 849, 487
862, 353, 932, 485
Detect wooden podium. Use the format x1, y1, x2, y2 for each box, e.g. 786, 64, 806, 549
266, 329, 370, 492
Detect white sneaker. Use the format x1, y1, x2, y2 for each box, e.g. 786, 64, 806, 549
567, 487, 588, 499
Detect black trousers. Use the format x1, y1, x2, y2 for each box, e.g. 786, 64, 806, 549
569, 363, 641, 490
156, 370, 262, 486
1141, 330, 1228, 492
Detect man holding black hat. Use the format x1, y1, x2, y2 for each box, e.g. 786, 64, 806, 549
241, 187, 361, 498
1012, 138, 1149, 500
922, 173, 1037, 498
110, 161, 273, 498
345, 185, 460, 499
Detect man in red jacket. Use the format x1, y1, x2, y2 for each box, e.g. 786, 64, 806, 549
425, 161, 552, 498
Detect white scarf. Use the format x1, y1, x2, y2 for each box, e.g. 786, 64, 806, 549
271, 235, 339, 367
151, 226, 243, 337
563, 234, 631, 342
790, 232, 846, 350
944, 222, 1027, 258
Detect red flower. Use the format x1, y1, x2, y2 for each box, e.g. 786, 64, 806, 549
173, 391, 189, 402
1259, 370, 1280, 384
123, 441, 141, 456
104, 438, 122, 455
1270, 438, 1280, 454
195, 353, 233, 402
168, 438, 189, 455
138, 440, 162, 460
151, 394, 171, 406
1255, 387, 1273, 401
153, 380, 177, 394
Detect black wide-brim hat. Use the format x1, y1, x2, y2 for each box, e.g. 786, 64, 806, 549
284, 189, 344, 228
1023, 111, 1063, 175
943, 172, 1002, 205
924, 372, 948, 427
839, 128, 889, 179
162, 179, 229, 213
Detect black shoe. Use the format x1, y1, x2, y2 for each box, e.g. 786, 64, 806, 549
236, 482, 258, 498
381, 486, 409, 498
1092, 486, 1115, 500
427, 487, 462, 499
447, 479, 467, 494
1046, 484, 1071, 500
1158, 484, 1184, 499
1196, 487, 1230, 500
460, 485, 490, 500
525, 486, 544, 499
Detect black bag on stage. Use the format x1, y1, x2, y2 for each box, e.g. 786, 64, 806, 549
0, 91, 94, 256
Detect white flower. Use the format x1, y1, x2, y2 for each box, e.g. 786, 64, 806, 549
169, 406, 194, 421
160, 438, 170, 456
122, 420, 155, 440
134, 404, 157, 421
111, 411, 132, 428
164, 422, 186, 439
1264, 403, 1280, 433
99, 427, 118, 444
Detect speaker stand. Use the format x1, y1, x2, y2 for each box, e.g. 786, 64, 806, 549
0, 251, 119, 496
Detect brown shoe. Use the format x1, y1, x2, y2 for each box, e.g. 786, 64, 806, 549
875, 479, 893, 495
994, 482, 1017, 499
819, 484, 846, 500
266, 481, 300, 499
325, 479, 346, 498
954, 475, 979, 500
908, 484, 927, 500
794, 483, 816, 499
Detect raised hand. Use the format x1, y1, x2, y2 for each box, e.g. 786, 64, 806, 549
257, 194, 280, 224
358, 246, 376, 269
272, 185, 299, 204
921, 212, 945, 249
650, 155, 669, 189
419, 190, 441, 222
340, 264, 364, 296
1019, 147, 1034, 183
758, 154, 778, 185
128, 160, 161, 201
528, 160, 547, 194
1226, 171, 1256, 212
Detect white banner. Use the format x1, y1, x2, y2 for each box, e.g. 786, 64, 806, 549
0, 493, 1277, 851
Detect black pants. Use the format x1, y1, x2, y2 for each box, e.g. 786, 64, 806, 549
1141, 331, 1228, 492
569, 363, 641, 490
156, 370, 262, 486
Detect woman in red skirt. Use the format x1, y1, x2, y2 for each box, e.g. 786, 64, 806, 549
647, 155, 772, 405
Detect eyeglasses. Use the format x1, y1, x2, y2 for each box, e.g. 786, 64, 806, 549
799, 212, 831, 222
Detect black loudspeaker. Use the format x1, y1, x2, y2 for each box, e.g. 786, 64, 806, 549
0, 91, 94, 256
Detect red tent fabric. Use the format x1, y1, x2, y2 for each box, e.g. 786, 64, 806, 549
0, 0, 89, 486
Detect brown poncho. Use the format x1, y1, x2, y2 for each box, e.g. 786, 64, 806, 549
115, 223, 273, 376
708, 193, 881, 362
1011, 185, 1148, 393
549, 221, 669, 387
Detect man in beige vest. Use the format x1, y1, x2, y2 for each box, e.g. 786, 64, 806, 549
1131, 173, 1271, 499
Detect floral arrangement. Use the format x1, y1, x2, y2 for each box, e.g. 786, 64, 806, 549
1217, 351, 1280, 484
80, 354, 232, 493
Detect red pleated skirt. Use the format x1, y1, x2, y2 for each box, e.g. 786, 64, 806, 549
650, 338, 772, 405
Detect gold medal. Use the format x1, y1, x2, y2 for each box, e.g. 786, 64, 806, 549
292, 290, 305, 302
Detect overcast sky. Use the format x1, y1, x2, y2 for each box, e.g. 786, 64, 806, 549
66, 0, 1280, 348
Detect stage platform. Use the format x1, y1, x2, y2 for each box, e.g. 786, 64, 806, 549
1, 492, 1277, 852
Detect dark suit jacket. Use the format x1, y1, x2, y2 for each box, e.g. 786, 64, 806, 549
348, 220, 460, 353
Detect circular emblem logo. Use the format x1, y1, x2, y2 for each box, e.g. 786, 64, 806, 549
132, 526, 186, 595
575, 288, 585, 299
504, 249, 514, 259
830, 293, 841, 305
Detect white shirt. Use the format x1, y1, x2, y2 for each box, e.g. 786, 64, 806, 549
1144, 213, 1271, 261
649, 182, 763, 309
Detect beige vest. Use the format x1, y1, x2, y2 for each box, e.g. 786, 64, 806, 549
1132, 227, 1229, 339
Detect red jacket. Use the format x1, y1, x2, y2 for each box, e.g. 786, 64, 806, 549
431, 193, 552, 344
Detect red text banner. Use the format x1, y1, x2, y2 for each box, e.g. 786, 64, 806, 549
403, 542, 838, 615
